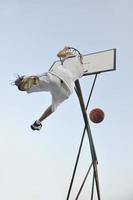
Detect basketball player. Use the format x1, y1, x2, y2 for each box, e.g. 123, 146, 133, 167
14, 47, 86, 131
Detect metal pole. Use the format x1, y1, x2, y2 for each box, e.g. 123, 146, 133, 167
75, 80, 101, 200
75, 163, 93, 200
66, 75, 98, 200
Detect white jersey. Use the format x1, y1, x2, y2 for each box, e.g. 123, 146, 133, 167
27, 56, 84, 111
27, 73, 71, 111
49, 56, 84, 92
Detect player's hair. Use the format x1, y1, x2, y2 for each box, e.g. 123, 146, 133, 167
14, 75, 25, 91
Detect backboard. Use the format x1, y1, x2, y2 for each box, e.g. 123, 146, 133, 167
50, 48, 116, 76
83, 48, 116, 75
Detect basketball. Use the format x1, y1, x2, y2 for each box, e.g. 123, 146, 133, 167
89, 108, 104, 123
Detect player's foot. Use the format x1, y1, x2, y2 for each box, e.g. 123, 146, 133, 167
30, 121, 42, 131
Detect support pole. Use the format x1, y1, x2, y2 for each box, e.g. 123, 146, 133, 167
66, 74, 98, 200
75, 80, 101, 200
75, 163, 93, 200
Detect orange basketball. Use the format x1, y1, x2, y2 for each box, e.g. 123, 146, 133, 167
89, 108, 104, 123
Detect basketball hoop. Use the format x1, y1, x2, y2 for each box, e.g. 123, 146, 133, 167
57, 46, 83, 64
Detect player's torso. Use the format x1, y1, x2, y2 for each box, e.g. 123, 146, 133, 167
49, 57, 84, 90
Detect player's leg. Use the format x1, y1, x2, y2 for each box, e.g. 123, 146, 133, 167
38, 105, 53, 122
30, 105, 53, 131
30, 75, 72, 131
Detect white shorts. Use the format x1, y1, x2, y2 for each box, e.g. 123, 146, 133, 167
27, 73, 72, 111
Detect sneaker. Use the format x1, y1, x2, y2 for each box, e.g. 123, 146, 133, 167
30, 121, 42, 131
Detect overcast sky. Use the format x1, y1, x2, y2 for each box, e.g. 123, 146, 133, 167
0, 0, 133, 200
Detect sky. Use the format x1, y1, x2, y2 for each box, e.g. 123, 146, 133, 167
0, 0, 133, 199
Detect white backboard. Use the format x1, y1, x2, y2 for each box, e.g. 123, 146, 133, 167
50, 49, 116, 76
83, 48, 116, 75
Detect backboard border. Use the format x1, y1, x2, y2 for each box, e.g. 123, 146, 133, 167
83, 48, 116, 76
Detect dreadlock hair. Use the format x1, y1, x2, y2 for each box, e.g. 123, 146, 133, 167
14, 75, 25, 91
